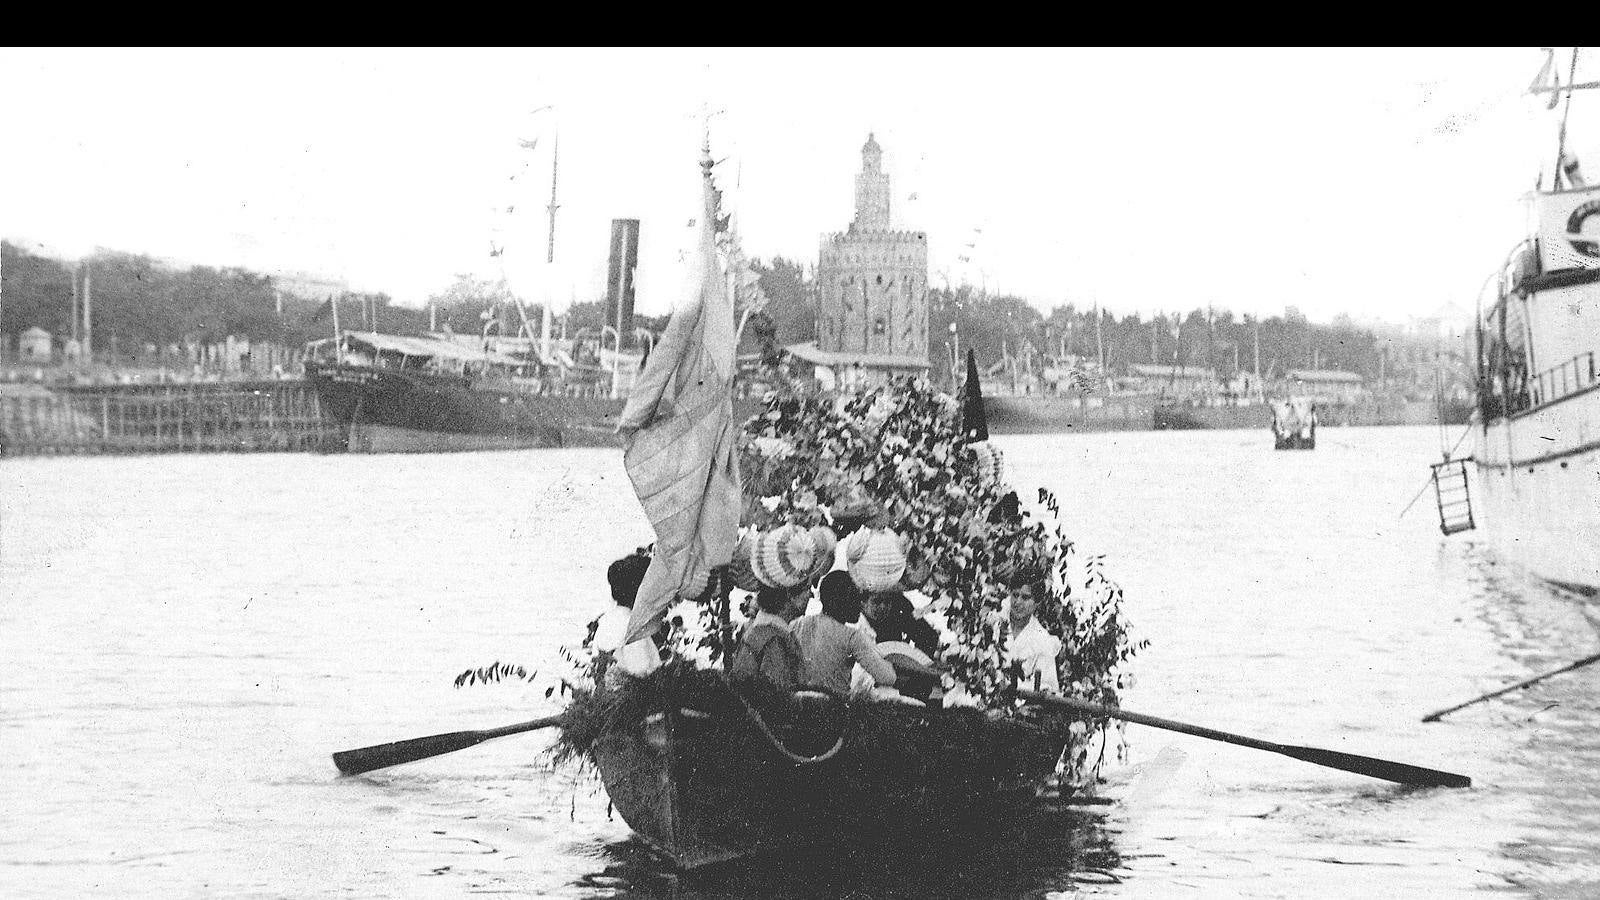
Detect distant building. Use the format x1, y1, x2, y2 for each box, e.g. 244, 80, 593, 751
1285, 368, 1366, 403
19, 326, 51, 362
790, 134, 930, 386
1120, 363, 1217, 395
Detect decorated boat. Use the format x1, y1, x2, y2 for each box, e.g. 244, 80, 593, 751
579, 662, 1083, 868
549, 140, 1141, 869
330, 137, 1472, 861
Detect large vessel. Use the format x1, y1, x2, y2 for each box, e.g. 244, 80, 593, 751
1462, 49, 1599, 594
303, 331, 624, 452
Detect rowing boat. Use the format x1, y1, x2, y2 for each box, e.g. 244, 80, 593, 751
581, 664, 1088, 869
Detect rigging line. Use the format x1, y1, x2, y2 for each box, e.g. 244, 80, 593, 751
1436, 365, 1448, 458
1398, 421, 1475, 520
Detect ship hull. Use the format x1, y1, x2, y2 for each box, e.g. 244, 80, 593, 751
1154, 401, 1267, 431
1474, 386, 1600, 595
306, 363, 624, 453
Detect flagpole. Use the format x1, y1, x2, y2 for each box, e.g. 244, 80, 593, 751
615, 133, 742, 644
330, 295, 342, 364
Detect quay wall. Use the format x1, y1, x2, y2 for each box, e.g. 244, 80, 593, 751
0, 380, 341, 456
986, 395, 1471, 435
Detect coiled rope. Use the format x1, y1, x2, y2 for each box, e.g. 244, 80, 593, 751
713, 672, 846, 765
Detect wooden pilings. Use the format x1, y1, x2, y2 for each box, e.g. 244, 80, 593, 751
0, 382, 341, 456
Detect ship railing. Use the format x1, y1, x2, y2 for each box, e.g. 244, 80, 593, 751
1528, 351, 1597, 408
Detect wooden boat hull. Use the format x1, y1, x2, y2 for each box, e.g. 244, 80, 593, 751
592, 670, 1080, 869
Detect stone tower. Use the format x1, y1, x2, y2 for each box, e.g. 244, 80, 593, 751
817, 134, 929, 360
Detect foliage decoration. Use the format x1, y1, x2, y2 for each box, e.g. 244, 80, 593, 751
733, 374, 1143, 716
452, 661, 537, 688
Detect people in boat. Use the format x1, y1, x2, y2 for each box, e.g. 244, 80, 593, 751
861, 590, 941, 659
1005, 577, 1062, 694
730, 584, 807, 700
592, 552, 662, 689
790, 570, 896, 697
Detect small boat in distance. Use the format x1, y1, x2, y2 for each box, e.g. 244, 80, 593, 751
1271, 397, 1317, 450
303, 331, 624, 452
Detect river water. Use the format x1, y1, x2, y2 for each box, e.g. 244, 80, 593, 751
3, 426, 1597, 898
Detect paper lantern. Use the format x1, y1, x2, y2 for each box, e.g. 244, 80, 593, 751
969, 440, 1005, 487
845, 526, 907, 593
729, 531, 764, 592
752, 524, 824, 589
807, 526, 839, 580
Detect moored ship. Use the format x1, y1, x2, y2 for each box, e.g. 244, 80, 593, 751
1457, 49, 1600, 594
303, 331, 624, 452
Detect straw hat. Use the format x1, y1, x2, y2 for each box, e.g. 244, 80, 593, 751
752, 524, 828, 589
845, 526, 907, 593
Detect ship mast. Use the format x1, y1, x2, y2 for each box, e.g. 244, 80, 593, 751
1530, 47, 1597, 189
546, 130, 560, 266
543, 130, 559, 364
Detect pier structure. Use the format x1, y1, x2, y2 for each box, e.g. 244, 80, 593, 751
0, 381, 341, 456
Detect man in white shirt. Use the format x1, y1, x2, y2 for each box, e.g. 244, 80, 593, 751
1005, 579, 1061, 694
592, 552, 662, 688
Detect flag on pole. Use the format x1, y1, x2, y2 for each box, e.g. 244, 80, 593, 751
962, 348, 989, 442
617, 144, 742, 643
1529, 48, 1562, 110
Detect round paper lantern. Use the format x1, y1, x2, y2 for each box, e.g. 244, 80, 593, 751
807, 526, 839, 580
969, 440, 1005, 487
752, 524, 823, 589
729, 531, 764, 592
845, 526, 908, 593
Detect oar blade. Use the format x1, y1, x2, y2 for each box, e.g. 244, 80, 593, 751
333, 729, 491, 777
1280, 745, 1471, 789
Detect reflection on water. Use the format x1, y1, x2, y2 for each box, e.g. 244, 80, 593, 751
2, 426, 1597, 898
580, 806, 1120, 900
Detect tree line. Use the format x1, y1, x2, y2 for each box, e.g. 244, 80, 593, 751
744, 257, 1468, 400
2, 241, 1465, 399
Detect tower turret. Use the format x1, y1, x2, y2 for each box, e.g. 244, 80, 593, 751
853, 132, 892, 231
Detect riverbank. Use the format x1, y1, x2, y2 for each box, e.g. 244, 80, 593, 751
985, 394, 1472, 435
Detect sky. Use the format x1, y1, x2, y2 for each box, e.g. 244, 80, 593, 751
3, 47, 1594, 325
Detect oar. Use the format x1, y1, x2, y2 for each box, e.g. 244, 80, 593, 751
1421, 651, 1600, 723
1019, 690, 1470, 789
332, 713, 565, 777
